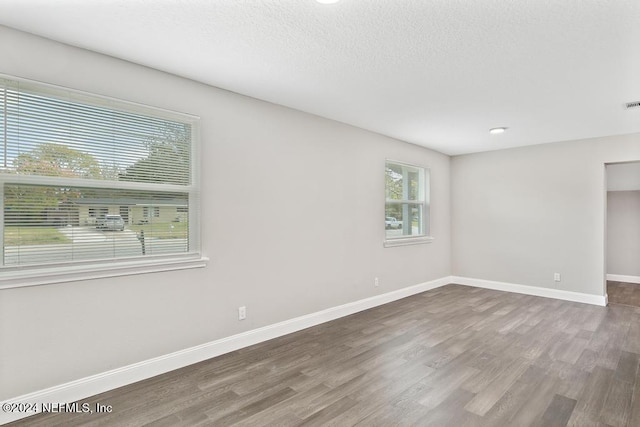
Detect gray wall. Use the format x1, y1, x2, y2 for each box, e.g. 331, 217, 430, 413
607, 191, 640, 277
452, 134, 640, 296
607, 163, 640, 191
0, 26, 451, 399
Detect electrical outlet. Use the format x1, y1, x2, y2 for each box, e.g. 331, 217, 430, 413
554, 273, 561, 282
238, 306, 246, 320
374, 277, 379, 287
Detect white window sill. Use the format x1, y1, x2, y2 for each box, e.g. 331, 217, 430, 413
384, 236, 435, 248
0, 255, 209, 289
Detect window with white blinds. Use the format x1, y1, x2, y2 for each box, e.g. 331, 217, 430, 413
0, 76, 200, 272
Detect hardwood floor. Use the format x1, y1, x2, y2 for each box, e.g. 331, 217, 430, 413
10, 284, 640, 426
608, 281, 640, 308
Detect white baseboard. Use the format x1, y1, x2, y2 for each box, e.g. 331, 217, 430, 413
0, 276, 451, 425
607, 274, 640, 284
451, 276, 607, 306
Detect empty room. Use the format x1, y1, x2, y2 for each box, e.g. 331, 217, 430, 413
0, 1, 639, 426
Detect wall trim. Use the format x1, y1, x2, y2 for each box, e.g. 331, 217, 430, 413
0, 256, 209, 290
451, 276, 607, 306
0, 276, 451, 425
607, 274, 640, 284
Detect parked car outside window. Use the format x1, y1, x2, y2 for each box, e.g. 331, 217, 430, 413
385, 216, 402, 229
97, 214, 125, 231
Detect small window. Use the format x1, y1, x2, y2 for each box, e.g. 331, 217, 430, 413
384, 160, 431, 246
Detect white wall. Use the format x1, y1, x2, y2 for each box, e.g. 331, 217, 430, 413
607, 191, 640, 277
451, 134, 640, 296
0, 26, 451, 399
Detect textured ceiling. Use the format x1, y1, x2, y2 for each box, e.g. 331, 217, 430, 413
0, 0, 638, 155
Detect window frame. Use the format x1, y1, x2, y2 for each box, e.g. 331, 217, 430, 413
0, 74, 206, 288
384, 159, 434, 247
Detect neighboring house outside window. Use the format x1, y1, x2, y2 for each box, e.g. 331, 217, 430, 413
384, 160, 433, 247
0, 75, 202, 283
142, 206, 160, 219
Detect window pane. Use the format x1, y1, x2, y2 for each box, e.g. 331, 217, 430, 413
4, 184, 189, 267
408, 170, 420, 201
385, 203, 424, 239
1, 83, 191, 186
385, 161, 423, 202
385, 163, 403, 200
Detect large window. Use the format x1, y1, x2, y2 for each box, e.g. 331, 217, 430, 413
385, 160, 431, 246
0, 76, 200, 277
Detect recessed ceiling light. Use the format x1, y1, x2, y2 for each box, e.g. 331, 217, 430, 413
489, 127, 507, 134
316, 0, 340, 4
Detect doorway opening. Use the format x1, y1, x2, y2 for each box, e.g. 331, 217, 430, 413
605, 161, 640, 307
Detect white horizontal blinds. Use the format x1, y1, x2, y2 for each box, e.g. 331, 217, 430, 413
1, 86, 7, 170
0, 78, 195, 268
2, 84, 190, 185
4, 185, 189, 266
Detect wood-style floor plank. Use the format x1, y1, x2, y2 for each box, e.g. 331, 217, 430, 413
535, 394, 577, 427
9, 283, 640, 426
608, 281, 640, 308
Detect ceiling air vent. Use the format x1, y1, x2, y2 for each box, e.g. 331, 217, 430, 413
626, 101, 640, 109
